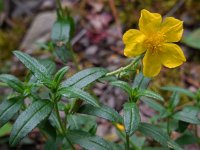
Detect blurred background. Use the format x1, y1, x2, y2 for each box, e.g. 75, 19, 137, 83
0, 0, 200, 149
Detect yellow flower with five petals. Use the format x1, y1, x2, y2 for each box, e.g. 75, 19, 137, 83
123, 9, 186, 77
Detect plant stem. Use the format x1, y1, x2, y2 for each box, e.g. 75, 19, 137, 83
113, 123, 138, 149
53, 93, 75, 149
56, 0, 64, 17
126, 133, 130, 150
106, 55, 142, 77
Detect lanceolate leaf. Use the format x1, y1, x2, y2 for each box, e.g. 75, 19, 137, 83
13, 51, 52, 86
123, 102, 140, 135
132, 73, 151, 89
0, 96, 23, 128
9, 100, 53, 146
0, 74, 24, 93
54, 66, 69, 84
67, 130, 121, 150
110, 80, 132, 96
51, 17, 74, 43
182, 28, 200, 50
59, 87, 99, 107
141, 98, 165, 113
78, 104, 123, 123
138, 123, 182, 150
61, 68, 107, 89
173, 106, 200, 124
138, 90, 164, 101
161, 86, 195, 98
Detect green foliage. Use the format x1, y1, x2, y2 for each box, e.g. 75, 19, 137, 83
61, 67, 107, 89
138, 123, 182, 150
141, 98, 165, 113
0, 123, 12, 137
123, 102, 140, 136
173, 106, 200, 124
0, 3, 198, 149
79, 103, 123, 123
54, 66, 69, 87
14, 51, 52, 87
51, 18, 73, 43
0, 96, 23, 128
182, 28, 200, 49
67, 114, 97, 134
0, 74, 24, 93
161, 86, 195, 98
111, 80, 132, 96
9, 100, 53, 146
59, 87, 99, 107
67, 130, 122, 150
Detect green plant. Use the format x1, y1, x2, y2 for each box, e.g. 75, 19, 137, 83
0, 1, 199, 150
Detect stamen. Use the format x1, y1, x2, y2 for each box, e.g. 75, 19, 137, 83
144, 32, 165, 52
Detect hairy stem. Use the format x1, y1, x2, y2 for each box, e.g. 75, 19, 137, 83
106, 55, 142, 77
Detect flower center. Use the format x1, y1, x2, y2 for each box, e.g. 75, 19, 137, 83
144, 33, 165, 52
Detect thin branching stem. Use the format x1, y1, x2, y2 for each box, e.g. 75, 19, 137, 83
106, 55, 142, 77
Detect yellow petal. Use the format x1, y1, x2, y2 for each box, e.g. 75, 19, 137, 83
161, 17, 183, 42
124, 43, 145, 57
160, 43, 186, 68
143, 50, 162, 77
123, 29, 145, 44
139, 9, 162, 35
123, 29, 146, 57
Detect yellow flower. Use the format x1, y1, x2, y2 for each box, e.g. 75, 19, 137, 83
123, 9, 186, 77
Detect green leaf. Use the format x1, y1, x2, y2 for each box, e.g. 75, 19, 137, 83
51, 17, 74, 43
9, 100, 53, 146
40, 59, 56, 75
54, 66, 69, 86
132, 73, 151, 89
138, 123, 182, 150
141, 98, 165, 113
182, 28, 200, 49
67, 114, 97, 133
175, 132, 199, 146
61, 67, 107, 89
168, 92, 180, 110
0, 96, 23, 128
59, 87, 99, 107
78, 104, 123, 123
161, 86, 195, 98
172, 106, 200, 124
0, 74, 24, 93
0, 123, 12, 137
67, 130, 121, 150
55, 44, 73, 63
123, 102, 140, 135
111, 80, 132, 96
138, 90, 164, 101
49, 112, 62, 132
39, 120, 57, 141
13, 51, 52, 86
176, 121, 189, 133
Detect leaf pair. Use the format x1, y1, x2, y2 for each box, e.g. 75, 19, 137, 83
111, 80, 163, 102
